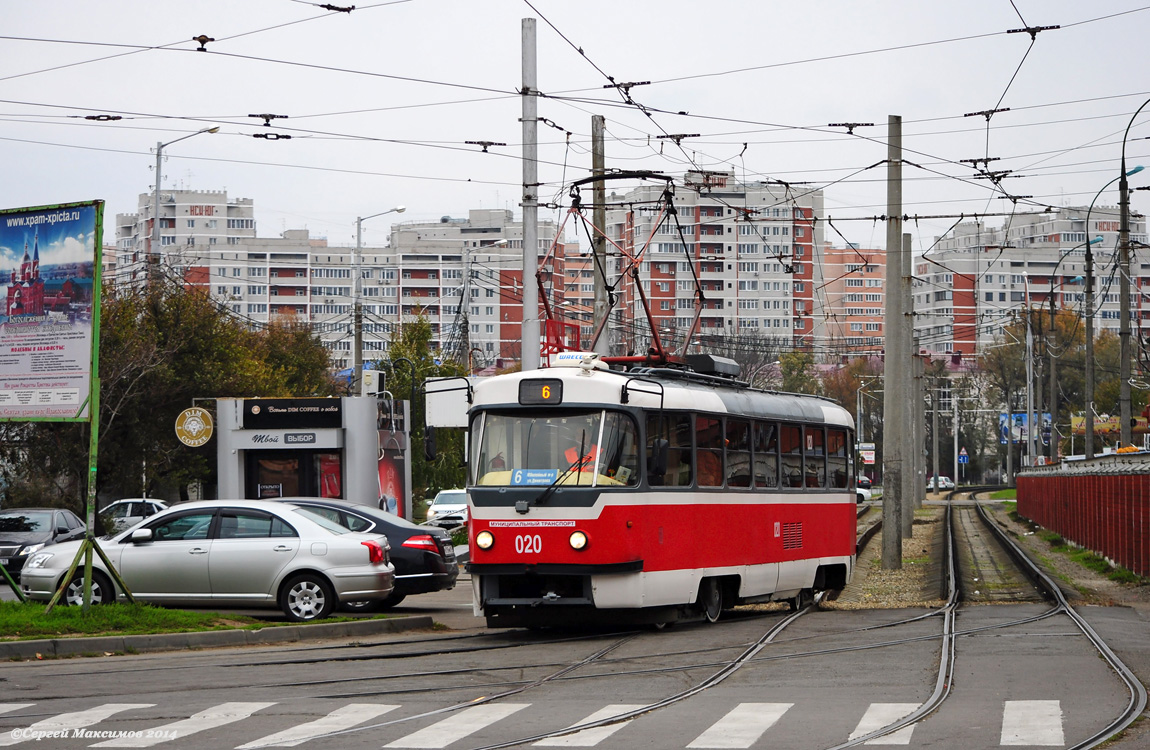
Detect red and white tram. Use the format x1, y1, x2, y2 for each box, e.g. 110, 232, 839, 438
466, 352, 859, 628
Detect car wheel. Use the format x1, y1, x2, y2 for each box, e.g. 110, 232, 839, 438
64, 570, 115, 606
280, 573, 335, 622
377, 591, 406, 610
698, 578, 723, 623
339, 599, 383, 614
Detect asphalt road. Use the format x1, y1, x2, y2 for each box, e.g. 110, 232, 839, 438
1, 599, 1148, 748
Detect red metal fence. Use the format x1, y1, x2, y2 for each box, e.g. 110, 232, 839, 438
1017, 470, 1149, 577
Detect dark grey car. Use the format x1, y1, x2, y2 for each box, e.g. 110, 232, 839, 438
0, 508, 86, 582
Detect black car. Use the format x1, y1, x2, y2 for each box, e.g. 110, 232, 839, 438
0, 508, 86, 583
275, 497, 457, 609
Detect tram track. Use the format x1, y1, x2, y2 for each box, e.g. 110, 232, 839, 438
834, 491, 1146, 749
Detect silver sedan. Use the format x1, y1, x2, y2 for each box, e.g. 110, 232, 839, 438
20, 499, 395, 621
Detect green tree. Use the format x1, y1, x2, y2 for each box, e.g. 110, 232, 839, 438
373, 312, 469, 514
0, 282, 339, 509
780, 351, 821, 395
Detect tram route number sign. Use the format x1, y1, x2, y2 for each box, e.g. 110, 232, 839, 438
519, 378, 563, 405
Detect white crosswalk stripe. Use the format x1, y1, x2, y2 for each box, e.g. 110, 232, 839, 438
1000, 700, 1063, 746
848, 703, 921, 745
0, 707, 33, 717
0, 704, 153, 747
236, 704, 399, 748
686, 703, 793, 749
532, 704, 646, 747
0, 698, 1074, 748
92, 702, 275, 748
384, 704, 530, 749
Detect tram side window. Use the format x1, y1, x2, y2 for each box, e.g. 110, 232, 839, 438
725, 419, 752, 488
599, 412, 641, 486
827, 428, 849, 488
804, 426, 826, 488
646, 413, 693, 487
696, 416, 724, 488
753, 421, 779, 488
780, 423, 804, 488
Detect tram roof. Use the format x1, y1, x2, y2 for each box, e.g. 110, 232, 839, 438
471, 366, 854, 429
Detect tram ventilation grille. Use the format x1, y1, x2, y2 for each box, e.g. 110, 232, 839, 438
782, 522, 803, 549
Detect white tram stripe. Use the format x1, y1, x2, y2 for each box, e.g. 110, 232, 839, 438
236, 704, 399, 748
384, 704, 530, 748
848, 703, 921, 745
686, 703, 792, 748
0, 705, 33, 716
0, 704, 153, 747
92, 702, 275, 747
532, 704, 646, 746
1000, 700, 1064, 746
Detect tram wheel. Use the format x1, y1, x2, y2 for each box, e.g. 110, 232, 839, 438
788, 588, 815, 611
699, 578, 723, 623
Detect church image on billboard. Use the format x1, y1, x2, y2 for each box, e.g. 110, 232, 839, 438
1, 226, 93, 325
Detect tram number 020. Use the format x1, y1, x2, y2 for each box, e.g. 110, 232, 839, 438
515, 534, 542, 554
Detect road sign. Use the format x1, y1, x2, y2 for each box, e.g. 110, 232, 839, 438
959, 447, 968, 456
860, 449, 876, 465
958, 454, 969, 464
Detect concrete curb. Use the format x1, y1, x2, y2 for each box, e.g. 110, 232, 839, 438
0, 615, 435, 661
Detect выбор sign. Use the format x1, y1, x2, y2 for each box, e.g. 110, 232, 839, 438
0, 203, 99, 420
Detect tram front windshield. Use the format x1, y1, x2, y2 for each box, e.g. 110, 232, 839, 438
472, 409, 640, 487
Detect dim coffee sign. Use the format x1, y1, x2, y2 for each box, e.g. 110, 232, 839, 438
242, 398, 342, 430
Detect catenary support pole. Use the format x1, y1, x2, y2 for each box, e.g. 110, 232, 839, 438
592, 115, 609, 355
1119, 166, 1133, 446
881, 115, 904, 568
932, 382, 940, 494
903, 233, 917, 535
521, 18, 541, 370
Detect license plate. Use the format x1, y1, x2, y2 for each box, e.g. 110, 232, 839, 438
443, 543, 454, 556
0, 559, 8, 566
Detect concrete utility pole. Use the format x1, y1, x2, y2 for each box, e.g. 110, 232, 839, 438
521, 18, 541, 371
881, 115, 904, 569
1048, 288, 1059, 463
1119, 165, 1134, 447
953, 386, 960, 483
932, 382, 941, 491
1026, 304, 1036, 466
903, 234, 917, 535
592, 115, 609, 355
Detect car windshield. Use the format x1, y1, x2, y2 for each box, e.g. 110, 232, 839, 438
472, 408, 640, 488
0, 511, 52, 533
432, 492, 466, 506
292, 507, 351, 535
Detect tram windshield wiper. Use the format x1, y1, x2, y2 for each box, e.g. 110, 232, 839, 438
518, 430, 590, 514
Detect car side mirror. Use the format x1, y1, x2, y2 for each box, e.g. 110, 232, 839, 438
130, 528, 153, 544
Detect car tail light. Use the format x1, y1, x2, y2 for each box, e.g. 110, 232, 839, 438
402, 534, 440, 553
362, 539, 386, 564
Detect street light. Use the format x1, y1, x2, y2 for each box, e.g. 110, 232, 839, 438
151, 126, 219, 283
1084, 169, 1142, 458
353, 206, 406, 394
1047, 236, 1101, 462
1118, 96, 1150, 446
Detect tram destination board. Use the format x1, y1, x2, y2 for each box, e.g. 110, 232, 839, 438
519, 378, 563, 405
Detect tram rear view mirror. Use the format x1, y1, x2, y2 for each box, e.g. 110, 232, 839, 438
424, 425, 437, 461
650, 439, 669, 477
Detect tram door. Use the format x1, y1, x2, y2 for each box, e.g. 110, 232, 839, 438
245, 450, 343, 499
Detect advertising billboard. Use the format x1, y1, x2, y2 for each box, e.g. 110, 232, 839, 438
0, 202, 101, 421
999, 412, 1052, 445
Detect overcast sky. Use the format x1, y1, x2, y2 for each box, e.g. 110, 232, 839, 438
2, 0, 1149, 253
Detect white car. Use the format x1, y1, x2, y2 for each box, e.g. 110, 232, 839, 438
424, 489, 468, 528
928, 476, 955, 491
856, 487, 872, 503
100, 498, 168, 533
20, 499, 395, 621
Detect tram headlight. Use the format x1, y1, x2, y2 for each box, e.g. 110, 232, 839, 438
569, 530, 588, 551
475, 530, 495, 550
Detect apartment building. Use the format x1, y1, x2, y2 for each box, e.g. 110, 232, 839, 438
601, 171, 825, 356
115, 192, 567, 371
820, 244, 886, 353
913, 206, 1148, 357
